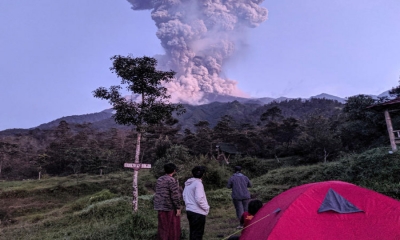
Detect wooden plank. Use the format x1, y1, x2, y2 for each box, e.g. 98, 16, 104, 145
385, 110, 398, 152
124, 163, 151, 169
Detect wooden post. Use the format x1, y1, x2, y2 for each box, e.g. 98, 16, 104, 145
132, 132, 141, 212
124, 162, 151, 212
384, 109, 397, 152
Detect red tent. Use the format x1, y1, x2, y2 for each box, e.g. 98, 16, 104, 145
240, 181, 400, 240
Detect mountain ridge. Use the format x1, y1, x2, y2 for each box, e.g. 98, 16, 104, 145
0, 91, 389, 135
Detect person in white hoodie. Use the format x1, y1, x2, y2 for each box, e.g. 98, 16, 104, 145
183, 166, 210, 240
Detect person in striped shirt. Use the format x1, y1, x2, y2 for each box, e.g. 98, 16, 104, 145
154, 163, 181, 240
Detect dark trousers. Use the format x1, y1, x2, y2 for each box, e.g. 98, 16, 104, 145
233, 198, 250, 223
186, 211, 206, 240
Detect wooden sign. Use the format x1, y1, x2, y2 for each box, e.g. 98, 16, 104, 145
124, 163, 151, 170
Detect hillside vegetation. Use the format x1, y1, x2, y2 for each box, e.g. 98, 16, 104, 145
1, 147, 399, 240
2, 96, 399, 181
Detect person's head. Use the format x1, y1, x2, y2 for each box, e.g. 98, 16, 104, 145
234, 166, 242, 173
164, 163, 177, 174
191, 166, 206, 179
248, 199, 263, 216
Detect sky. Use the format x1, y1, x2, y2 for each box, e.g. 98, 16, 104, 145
1, 0, 400, 130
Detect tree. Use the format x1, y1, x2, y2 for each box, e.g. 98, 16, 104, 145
260, 106, 283, 122
213, 115, 236, 142
0, 142, 18, 179
34, 153, 50, 180
93, 55, 185, 211
389, 77, 400, 97
193, 121, 213, 155
295, 114, 341, 163
339, 95, 386, 150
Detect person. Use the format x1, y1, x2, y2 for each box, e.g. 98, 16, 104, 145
227, 166, 252, 229
154, 163, 181, 240
240, 199, 263, 228
227, 200, 263, 240
183, 166, 210, 240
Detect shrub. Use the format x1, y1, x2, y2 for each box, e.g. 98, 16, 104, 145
117, 210, 157, 240
341, 148, 400, 198
75, 197, 131, 219
152, 145, 231, 189
229, 156, 284, 179
88, 189, 116, 204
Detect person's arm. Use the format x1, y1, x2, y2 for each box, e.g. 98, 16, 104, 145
195, 182, 210, 212
176, 209, 181, 217
247, 178, 252, 188
169, 178, 181, 211
227, 177, 233, 189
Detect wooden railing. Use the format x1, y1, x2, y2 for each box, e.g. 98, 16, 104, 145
394, 130, 400, 143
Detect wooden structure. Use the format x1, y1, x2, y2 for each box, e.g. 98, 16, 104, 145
215, 143, 239, 164
368, 97, 400, 152
124, 162, 151, 211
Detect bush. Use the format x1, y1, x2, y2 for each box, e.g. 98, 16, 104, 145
67, 189, 116, 212
75, 197, 131, 219
88, 189, 116, 204
152, 145, 231, 189
341, 148, 400, 198
228, 156, 283, 179
117, 210, 158, 240
151, 145, 195, 180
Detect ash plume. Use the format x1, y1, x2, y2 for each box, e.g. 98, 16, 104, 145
127, 0, 268, 104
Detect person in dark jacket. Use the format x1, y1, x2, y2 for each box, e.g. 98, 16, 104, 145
154, 163, 181, 240
227, 166, 252, 228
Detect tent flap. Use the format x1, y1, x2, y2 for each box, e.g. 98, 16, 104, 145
318, 188, 363, 213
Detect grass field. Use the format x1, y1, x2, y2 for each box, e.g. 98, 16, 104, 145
1, 147, 400, 239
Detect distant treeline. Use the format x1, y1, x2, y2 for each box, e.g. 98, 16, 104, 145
1, 95, 399, 180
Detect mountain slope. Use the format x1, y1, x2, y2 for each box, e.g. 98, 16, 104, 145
0, 92, 354, 135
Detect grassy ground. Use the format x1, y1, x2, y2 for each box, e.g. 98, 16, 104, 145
0, 168, 284, 240
1, 147, 400, 239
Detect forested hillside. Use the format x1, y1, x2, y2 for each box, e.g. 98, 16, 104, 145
1, 95, 398, 180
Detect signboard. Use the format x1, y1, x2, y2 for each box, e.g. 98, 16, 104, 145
124, 163, 151, 169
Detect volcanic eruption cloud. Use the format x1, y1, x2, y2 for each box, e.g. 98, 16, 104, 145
127, 0, 268, 104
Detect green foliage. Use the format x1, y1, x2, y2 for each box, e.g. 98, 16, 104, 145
341, 148, 400, 198
339, 94, 387, 151
152, 145, 194, 180
213, 115, 237, 142
75, 197, 130, 219
93, 55, 185, 128
229, 156, 282, 179
0, 172, 161, 239
137, 171, 156, 195
3, 93, 393, 180
294, 114, 342, 163
69, 189, 116, 212
260, 106, 283, 122
205, 188, 232, 207
201, 159, 231, 190
117, 210, 157, 240
251, 147, 400, 201
389, 79, 400, 97
152, 145, 231, 189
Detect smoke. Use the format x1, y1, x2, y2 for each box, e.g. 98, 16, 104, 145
127, 0, 268, 104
